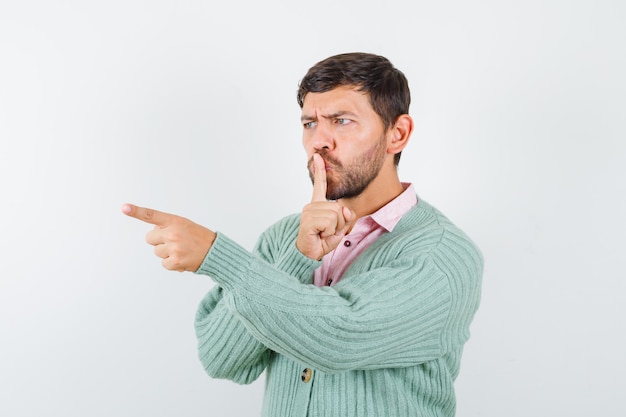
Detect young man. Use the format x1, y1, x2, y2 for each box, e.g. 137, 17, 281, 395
123, 52, 483, 417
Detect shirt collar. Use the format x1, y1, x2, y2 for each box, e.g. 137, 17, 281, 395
367, 183, 417, 232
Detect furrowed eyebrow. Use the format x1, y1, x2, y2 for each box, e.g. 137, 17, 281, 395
300, 111, 357, 122
322, 111, 357, 119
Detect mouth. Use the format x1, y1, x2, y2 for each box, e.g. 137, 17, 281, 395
308, 160, 334, 181
309, 153, 337, 168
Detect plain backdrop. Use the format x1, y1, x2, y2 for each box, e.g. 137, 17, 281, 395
1, 1, 625, 416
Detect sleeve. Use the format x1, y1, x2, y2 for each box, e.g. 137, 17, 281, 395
194, 215, 322, 383
196, 228, 483, 375
194, 285, 270, 384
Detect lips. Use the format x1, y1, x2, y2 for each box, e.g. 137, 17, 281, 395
308, 153, 341, 176
319, 155, 340, 169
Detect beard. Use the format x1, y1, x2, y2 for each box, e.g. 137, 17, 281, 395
308, 137, 387, 201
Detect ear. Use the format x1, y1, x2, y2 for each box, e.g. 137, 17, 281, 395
387, 114, 413, 155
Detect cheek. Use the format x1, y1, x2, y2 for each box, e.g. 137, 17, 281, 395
363, 145, 377, 159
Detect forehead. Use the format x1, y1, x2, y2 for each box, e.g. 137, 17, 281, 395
301, 86, 374, 115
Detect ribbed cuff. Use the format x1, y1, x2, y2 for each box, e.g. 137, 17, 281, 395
274, 241, 322, 283
195, 232, 321, 291
195, 233, 253, 292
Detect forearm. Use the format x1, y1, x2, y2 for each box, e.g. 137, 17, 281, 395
197, 233, 460, 374
195, 285, 269, 384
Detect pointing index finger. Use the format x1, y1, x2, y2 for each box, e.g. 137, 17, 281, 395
121, 203, 172, 226
311, 153, 328, 202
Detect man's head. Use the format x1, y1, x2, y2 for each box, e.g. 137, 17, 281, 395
297, 52, 411, 166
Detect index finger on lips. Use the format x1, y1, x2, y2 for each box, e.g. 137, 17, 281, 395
311, 153, 328, 202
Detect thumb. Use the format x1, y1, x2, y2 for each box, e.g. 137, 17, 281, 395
342, 206, 355, 223
338, 206, 356, 235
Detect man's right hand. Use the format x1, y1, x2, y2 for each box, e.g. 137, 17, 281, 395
296, 154, 355, 260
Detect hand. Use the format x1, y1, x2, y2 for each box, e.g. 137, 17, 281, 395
122, 204, 216, 272
296, 154, 355, 260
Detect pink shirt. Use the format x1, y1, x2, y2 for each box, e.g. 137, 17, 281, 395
313, 183, 418, 287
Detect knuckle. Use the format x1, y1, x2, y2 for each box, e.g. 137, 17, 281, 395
143, 209, 155, 220
164, 256, 181, 271
165, 230, 176, 242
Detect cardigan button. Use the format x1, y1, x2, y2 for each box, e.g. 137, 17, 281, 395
301, 368, 312, 383
344, 240, 352, 247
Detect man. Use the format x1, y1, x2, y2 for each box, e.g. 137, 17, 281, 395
122, 52, 483, 417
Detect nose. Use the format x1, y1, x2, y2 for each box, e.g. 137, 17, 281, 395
308, 122, 335, 153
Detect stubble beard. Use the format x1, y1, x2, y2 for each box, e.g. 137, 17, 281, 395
308, 137, 387, 201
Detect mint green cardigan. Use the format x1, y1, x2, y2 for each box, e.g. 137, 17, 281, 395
195, 198, 483, 417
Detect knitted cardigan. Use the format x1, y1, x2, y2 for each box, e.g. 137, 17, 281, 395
195, 198, 483, 417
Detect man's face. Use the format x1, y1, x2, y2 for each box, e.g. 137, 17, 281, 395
301, 86, 389, 200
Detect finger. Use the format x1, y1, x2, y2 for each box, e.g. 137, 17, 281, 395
309, 205, 345, 239
162, 256, 185, 272
319, 206, 353, 238
317, 215, 339, 238
121, 203, 173, 226
154, 243, 169, 259
311, 153, 328, 202
146, 227, 166, 246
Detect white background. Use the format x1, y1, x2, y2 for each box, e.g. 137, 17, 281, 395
1, 1, 625, 416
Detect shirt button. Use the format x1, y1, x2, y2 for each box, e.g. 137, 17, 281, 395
344, 240, 352, 247
301, 368, 312, 383
327, 279, 333, 286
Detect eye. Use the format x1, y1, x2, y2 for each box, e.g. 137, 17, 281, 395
335, 118, 351, 126
303, 121, 317, 129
